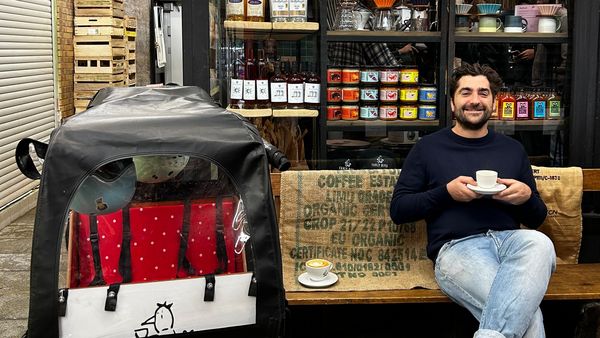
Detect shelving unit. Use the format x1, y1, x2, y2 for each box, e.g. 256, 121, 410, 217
316, 0, 449, 169
186, 0, 585, 168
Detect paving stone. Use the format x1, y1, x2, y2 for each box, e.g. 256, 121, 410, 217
0, 225, 34, 239
11, 209, 36, 226
0, 271, 30, 294
0, 238, 31, 255
0, 254, 30, 271
0, 319, 27, 338
0, 284, 29, 320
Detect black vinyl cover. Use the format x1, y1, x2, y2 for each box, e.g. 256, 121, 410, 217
26, 87, 285, 337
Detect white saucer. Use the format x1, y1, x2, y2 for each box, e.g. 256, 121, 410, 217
298, 272, 338, 288
466, 183, 507, 195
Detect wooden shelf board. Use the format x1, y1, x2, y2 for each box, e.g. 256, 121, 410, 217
454, 32, 568, 43
327, 31, 442, 42
327, 119, 440, 128
272, 109, 319, 117
224, 20, 319, 40
226, 106, 272, 117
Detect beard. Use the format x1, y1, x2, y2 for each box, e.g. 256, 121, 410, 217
454, 102, 492, 130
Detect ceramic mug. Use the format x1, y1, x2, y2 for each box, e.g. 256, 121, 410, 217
504, 15, 528, 33
538, 16, 561, 33
455, 15, 473, 32
479, 16, 503, 32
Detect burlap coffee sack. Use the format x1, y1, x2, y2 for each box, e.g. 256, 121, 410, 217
531, 166, 583, 264
279, 169, 437, 292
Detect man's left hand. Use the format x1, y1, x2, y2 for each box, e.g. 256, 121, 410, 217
493, 178, 531, 205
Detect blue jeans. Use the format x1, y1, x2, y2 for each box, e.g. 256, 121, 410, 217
434, 229, 556, 338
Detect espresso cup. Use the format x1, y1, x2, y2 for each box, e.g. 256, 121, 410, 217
476, 170, 498, 188
479, 16, 503, 32
504, 15, 527, 32
306, 259, 333, 281
538, 16, 561, 33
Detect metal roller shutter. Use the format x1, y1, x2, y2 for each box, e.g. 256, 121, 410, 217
0, 0, 56, 209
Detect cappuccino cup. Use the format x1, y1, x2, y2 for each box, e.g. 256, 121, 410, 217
476, 170, 498, 188
305, 259, 333, 281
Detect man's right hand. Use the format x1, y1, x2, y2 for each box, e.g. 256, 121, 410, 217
446, 176, 480, 202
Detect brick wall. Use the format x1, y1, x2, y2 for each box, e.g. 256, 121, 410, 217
54, 0, 150, 121
56, 0, 74, 119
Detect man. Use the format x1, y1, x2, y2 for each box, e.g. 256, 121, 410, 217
389, 63, 556, 338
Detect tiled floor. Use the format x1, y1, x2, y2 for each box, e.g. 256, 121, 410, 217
0, 208, 35, 338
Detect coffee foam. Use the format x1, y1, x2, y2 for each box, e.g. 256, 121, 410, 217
307, 259, 329, 267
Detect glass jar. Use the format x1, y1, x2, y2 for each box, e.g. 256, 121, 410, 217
327, 105, 342, 120
342, 105, 359, 120
379, 105, 398, 120
399, 104, 418, 120
342, 87, 360, 103
342, 68, 360, 85
360, 87, 379, 102
418, 105, 437, 120
360, 105, 379, 120
327, 87, 342, 103
380, 68, 399, 85
327, 68, 342, 85
360, 68, 379, 84
399, 86, 419, 103
418, 85, 437, 103
400, 66, 419, 84
379, 87, 398, 103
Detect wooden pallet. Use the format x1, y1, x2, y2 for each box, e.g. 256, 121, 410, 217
75, 57, 125, 74
75, 25, 124, 36
75, 0, 124, 18
126, 39, 136, 51
75, 16, 123, 27
75, 72, 124, 82
127, 60, 136, 73
74, 35, 125, 57
75, 90, 99, 100
125, 72, 136, 86
74, 79, 124, 92
74, 17, 124, 36
125, 16, 137, 29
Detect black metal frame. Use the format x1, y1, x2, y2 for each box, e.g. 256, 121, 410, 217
181, 0, 600, 168
569, 0, 600, 167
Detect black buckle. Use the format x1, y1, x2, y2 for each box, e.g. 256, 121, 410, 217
58, 288, 68, 317
89, 232, 99, 243
104, 284, 120, 311
204, 274, 215, 302
248, 272, 257, 297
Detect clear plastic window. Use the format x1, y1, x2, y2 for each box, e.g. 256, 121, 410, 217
63, 155, 252, 289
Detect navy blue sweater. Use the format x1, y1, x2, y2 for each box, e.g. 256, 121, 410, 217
389, 128, 547, 261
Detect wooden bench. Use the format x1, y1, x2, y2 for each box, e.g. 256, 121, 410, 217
270, 169, 600, 306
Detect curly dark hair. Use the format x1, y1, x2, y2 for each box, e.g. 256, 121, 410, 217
449, 63, 504, 98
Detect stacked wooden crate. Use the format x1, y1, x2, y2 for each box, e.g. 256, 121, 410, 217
124, 16, 136, 86
74, 0, 126, 113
